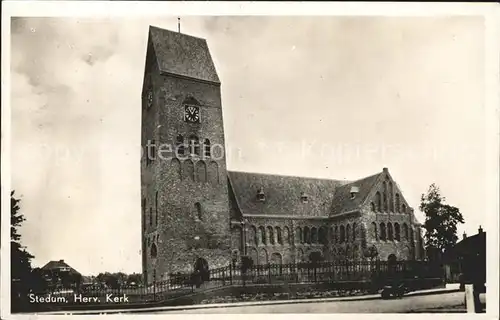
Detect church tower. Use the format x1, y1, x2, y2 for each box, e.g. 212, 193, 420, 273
141, 26, 231, 283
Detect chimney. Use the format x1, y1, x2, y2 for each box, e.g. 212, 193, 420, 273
59, 259, 64, 263
383, 167, 388, 173
462, 232, 467, 240
350, 186, 359, 199
478, 225, 483, 234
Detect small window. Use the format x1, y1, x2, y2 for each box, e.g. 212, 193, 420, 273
300, 192, 309, 203
195, 202, 202, 220
149, 208, 153, 227
151, 243, 157, 258
175, 135, 185, 156
257, 188, 266, 202
204, 139, 211, 158
189, 135, 200, 156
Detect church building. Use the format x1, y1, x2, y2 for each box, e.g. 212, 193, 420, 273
141, 26, 424, 283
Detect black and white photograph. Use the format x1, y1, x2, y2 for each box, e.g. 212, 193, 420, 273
2, 2, 499, 317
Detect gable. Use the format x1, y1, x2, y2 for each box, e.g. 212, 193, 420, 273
364, 169, 412, 213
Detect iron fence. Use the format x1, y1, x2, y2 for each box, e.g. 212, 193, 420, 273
17, 259, 444, 311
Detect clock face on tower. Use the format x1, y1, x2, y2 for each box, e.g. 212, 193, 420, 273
184, 105, 200, 123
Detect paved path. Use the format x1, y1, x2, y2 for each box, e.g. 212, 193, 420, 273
158, 291, 482, 314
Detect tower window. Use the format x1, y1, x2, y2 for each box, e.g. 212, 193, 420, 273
149, 208, 153, 227
204, 139, 211, 158
189, 135, 200, 156
195, 202, 202, 220
257, 188, 266, 202
175, 135, 185, 156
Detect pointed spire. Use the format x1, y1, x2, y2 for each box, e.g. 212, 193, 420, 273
178, 17, 181, 33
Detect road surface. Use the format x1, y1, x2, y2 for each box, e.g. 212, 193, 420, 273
155, 291, 485, 313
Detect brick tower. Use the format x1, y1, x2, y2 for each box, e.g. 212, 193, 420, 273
141, 26, 231, 284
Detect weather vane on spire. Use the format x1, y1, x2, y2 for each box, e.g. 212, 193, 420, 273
178, 17, 181, 33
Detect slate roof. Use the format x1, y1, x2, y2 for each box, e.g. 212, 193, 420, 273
330, 172, 382, 214
227, 171, 349, 217
41, 260, 81, 276
148, 26, 220, 84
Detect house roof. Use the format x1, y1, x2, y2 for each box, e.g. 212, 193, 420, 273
330, 172, 382, 214
148, 26, 220, 84
227, 171, 348, 217
41, 260, 81, 276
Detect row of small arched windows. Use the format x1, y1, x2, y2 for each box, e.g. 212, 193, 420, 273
175, 134, 212, 158
371, 192, 407, 213
246, 224, 364, 246
171, 158, 220, 184
371, 222, 413, 242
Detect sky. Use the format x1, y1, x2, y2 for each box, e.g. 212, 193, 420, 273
10, 16, 491, 275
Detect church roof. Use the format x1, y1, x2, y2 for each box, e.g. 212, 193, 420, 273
148, 26, 220, 84
227, 171, 348, 217
330, 172, 382, 214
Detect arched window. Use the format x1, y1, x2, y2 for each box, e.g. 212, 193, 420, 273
196, 160, 207, 182
183, 159, 195, 181
304, 227, 310, 244
267, 226, 274, 245
402, 204, 406, 214
151, 243, 157, 258
389, 182, 394, 212
340, 225, 345, 243
334, 225, 339, 243
171, 158, 182, 180
376, 192, 382, 212
155, 192, 158, 226
318, 227, 327, 244
284, 226, 290, 244
402, 223, 409, 241
394, 223, 401, 241
371, 222, 378, 241
276, 227, 283, 245
142, 199, 146, 231
352, 223, 357, 242
346, 224, 351, 243
380, 223, 387, 241
370, 202, 376, 212
387, 223, 394, 241
383, 193, 388, 212
259, 226, 266, 245
295, 227, 302, 244
189, 135, 200, 156
395, 194, 400, 212
251, 226, 258, 245
195, 202, 202, 220
175, 134, 185, 156
149, 208, 153, 227
203, 139, 211, 158
311, 227, 318, 244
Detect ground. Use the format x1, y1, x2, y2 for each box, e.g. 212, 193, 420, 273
157, 291, 485, 314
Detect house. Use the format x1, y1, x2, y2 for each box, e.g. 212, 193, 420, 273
443, 227, 486, 290
41, 259, 82, 289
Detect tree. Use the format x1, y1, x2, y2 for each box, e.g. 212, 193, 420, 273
363, 245, 379, 261
11, 190, 35, 311
420, 184, 464, 260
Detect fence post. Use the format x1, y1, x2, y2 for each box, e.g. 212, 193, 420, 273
229, 263, 233, 286
465, 284, 478, 313
268, 264, 272, 284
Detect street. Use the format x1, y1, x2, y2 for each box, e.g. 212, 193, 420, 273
156, 291, 485, 313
